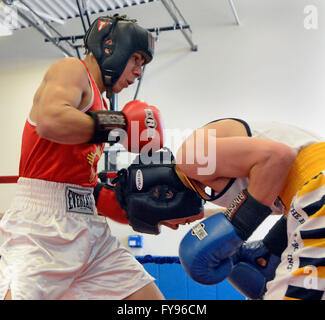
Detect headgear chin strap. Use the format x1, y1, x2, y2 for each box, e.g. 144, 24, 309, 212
84, 14, 155, 89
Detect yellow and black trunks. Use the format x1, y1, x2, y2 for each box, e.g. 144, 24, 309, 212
280, 142, 325, 214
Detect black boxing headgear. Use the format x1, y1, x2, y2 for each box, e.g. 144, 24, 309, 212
114, 149, 205, 235
84, 14, 155, 88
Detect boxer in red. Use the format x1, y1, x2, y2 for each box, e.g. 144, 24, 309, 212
0, 14, 164, 300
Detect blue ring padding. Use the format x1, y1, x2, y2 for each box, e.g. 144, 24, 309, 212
136, 255, 180, 264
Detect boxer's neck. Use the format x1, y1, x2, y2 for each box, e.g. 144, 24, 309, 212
84, 54, 106, 94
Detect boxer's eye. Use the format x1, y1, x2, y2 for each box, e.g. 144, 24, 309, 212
152, 187, 174, 199
165, 190, 174, 199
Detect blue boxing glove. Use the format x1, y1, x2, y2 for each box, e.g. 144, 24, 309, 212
227, 215, 287, 300
179, 213, 243, 284
179, 189, 272, 285
228, 240, 281, 300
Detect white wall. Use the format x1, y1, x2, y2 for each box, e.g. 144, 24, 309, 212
0, 0, 324, 254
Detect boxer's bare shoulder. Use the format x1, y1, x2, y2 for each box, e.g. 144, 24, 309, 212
202, 119, 249, 138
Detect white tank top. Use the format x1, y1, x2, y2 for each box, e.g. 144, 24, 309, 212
210, 119, 324, 213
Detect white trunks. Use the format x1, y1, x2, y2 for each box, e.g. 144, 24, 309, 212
0, 178, 154, 300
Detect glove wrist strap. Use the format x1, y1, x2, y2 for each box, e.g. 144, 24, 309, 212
262, 215, 288, 257
224, 189, 272, 241
87, 110, 126, 144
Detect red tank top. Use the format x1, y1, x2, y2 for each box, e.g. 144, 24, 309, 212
19, 60, 108, 187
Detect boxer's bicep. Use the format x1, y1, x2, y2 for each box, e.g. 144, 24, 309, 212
37, 59, 86, 117
34, 59, 94, 143
39, 80, 83, 113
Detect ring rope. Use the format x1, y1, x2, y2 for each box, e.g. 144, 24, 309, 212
136, 255, 180, 264
0, 176, 19, 183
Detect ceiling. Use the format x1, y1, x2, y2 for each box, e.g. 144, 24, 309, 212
1, 0, 206, 57
1, 0, 157, 29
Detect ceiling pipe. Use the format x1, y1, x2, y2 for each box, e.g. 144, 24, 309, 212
160, 0, 197, 51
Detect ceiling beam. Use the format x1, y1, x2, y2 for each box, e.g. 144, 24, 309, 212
15, 5, 74, 56
228, 0, 240, 25
160, 0, 197, 51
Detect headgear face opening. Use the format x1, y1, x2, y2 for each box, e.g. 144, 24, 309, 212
84, 14, 155, 89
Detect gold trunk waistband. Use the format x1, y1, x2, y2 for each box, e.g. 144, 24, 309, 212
279, 142, 325, 213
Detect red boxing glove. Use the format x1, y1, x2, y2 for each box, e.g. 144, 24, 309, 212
94, 182, 129, 224
121, 100, 164, 153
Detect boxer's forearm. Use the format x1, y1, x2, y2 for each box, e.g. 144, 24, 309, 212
36, 105, 94, 144
246, 143, 296, 206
